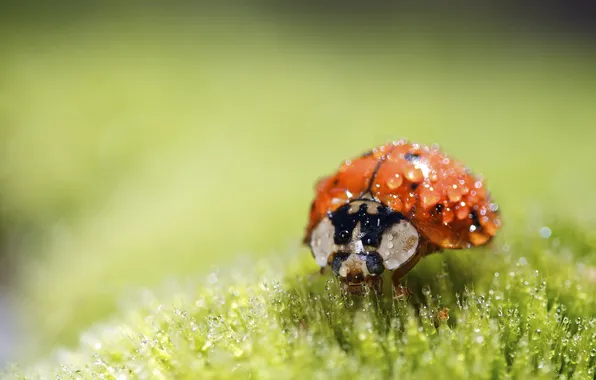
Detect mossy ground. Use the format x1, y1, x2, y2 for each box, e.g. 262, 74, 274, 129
6, 220, 596, 379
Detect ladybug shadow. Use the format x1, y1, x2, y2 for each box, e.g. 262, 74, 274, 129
400, 249, 498, 309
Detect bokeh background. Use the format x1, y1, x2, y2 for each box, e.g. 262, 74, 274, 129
1, 1, 596, 365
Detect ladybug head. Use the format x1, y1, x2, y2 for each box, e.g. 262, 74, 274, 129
309, 199, 421, 289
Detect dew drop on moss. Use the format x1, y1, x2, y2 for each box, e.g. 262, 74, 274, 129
539, 227, 552, 238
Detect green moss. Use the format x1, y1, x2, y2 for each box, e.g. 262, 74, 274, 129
7, 224, 596, 379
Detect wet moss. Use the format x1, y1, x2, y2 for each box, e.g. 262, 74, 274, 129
6, 223, 596, 379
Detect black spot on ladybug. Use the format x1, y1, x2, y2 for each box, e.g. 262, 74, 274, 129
469, 210, 482, 230
310, 202, 316, 211
410, 183, 419, 190
361, 150, 374, 158
404, 153, 420, 162
433, 204, 444, 215
329, 201, 404, 247
332, 178, 340, 186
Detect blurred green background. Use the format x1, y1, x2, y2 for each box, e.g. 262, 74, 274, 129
1, 2, 596, 363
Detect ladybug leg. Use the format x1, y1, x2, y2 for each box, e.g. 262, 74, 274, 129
423, 242, 442, 257
391, 248, 424, 299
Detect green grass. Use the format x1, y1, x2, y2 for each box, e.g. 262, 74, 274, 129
1, 6, 596, 377
6, 223, 596, 379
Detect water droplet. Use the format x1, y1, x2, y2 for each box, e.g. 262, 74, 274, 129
405, 168, 423, 183
387, 175, 403, 190
539, 227, 552, 239
207, 273, 218, 284
420, 188, 441, 209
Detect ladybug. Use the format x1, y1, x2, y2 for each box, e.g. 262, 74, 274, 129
304, 140, 501, 295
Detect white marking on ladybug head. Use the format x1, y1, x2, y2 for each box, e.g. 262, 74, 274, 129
378, 220, 419, 270
310, 217, 335, 267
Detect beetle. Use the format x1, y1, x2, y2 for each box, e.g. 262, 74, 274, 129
304, 140, 501, 296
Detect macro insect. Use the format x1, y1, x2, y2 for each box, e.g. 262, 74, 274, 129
304, 140, 501, 296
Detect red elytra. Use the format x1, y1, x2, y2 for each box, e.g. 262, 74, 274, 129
304, 140, 501, 251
